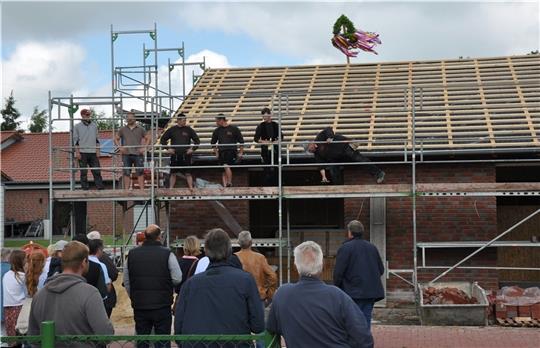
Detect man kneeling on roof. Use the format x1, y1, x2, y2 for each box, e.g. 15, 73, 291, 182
307, 127, 385, 185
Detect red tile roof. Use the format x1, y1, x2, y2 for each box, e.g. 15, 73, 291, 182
1, 131, 23, 144
1, 131, 116, 183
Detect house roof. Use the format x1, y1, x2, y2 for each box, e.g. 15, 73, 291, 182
174, 54, 540, 153
1, 131, 115, 184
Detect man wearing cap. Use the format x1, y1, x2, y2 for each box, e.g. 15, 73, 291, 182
254, 107, 283, 186
159, 113, 200, 189
211, 114, 244, 187
74, 109, 105, 190
115, 112, 149, 189
87, 231, 119, 318
307, 127, 385, 185
333, 220, 385, 332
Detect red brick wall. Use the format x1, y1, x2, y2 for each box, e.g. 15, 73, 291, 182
4, 188, 132, 238
344, 163, 498, 301
170, 169, 250, 239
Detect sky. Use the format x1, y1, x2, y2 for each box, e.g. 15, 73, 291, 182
1, 0, 539, 130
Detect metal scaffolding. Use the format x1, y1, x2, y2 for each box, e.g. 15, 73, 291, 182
45, 24, 540, 298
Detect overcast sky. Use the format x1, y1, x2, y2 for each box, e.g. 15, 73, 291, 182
1, 0, 539, 129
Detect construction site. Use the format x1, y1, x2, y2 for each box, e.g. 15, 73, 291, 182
2, 18, 540, 347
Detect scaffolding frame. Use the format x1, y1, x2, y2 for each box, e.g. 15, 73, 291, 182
45, 25, 540, 297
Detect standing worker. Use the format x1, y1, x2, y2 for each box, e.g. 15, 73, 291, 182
307, 127, 385, 185
211, 114, 244, 187
73, 109, 105, 190
333, 220, 385, 332
159, 113, 200, 189
115, 111, 149, 189
254, 107, 283, 185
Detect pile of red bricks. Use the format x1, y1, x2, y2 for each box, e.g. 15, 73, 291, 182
493, 286, 540, 320
422, 287, 478, 305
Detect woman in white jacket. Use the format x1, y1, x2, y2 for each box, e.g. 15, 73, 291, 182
2, 249, 27, 341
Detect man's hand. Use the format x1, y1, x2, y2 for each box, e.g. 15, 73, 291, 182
75, 151, 81, 161
186, 149, 194, 155
167, 148, 175, 155
213, 148, 219, 157
238, 151, 244, 159
138, 147, 145, 155
96, 149, 101, 158
119, 146, 127, 155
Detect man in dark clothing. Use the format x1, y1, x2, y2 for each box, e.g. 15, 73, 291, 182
308, 127, 385, 184
74, 108, 104, 190
28, 241, 114, 348
72, 234, 108, 300
254, 107, 283, 186
267, 241, 373, 348
160, 113, 200, 189
124, 224, 182, 348
211, 114, 244, 187
87, 231, 119, 318
175, 228, 264, 345
334, 220, 385, 332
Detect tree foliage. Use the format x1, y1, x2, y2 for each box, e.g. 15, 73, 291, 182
28, 106, 48, 132
90, 108, 120, 130
1, 91, 22, 131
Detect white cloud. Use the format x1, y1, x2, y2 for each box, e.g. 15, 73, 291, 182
2, 41, 87, 129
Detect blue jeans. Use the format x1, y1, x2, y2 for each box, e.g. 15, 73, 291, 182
354, 299, 375, 332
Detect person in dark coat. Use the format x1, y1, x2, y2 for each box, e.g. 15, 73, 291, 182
307, 127, 385, 184
72, 234, 108, 300
124, 225, 182, 348
254, 107, 283, 186
267, 241, 373, 348
333, 220, 385, 332
210, 114, 244, 187
174, 228, 264, 347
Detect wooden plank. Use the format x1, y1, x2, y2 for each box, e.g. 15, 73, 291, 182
507, 56, 539, 144
473, 59, 496, 146
332, 64, 350, 132
289, 66, 319, 150
367, 64, 381, 150
229, 68, 259, 124
441, 61, 454, 146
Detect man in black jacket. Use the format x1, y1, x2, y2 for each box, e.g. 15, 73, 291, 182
124, 225, 182, 348
333, 220, 385, 332
174, 228, 264, 343
254, 107, 283, 186
160, 113, 200, 189
211, 114, 244, 187
307, 127, 385, 184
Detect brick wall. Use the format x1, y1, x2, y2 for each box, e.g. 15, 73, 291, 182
344, 163, 498, 302
170, 169, 250, 238
4, 187, 133, 238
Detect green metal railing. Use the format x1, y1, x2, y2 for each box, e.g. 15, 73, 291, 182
0, 321, 281, 347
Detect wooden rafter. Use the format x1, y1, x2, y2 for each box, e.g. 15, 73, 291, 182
473, 59, 496, 146
367, 64, 381, 149
289, 66, 319, 150
441, 61, 454, 146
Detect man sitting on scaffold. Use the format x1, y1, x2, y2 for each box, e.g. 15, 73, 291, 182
307, 127, 385, 185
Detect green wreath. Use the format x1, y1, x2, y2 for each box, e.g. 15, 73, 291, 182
333, 15, 356, 41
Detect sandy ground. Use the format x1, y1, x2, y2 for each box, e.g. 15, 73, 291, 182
111, 272, 135, 329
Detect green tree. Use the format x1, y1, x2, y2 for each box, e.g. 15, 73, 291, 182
90, 108, 120, 130
28, 106, 47, 132
1, 91, 22, 131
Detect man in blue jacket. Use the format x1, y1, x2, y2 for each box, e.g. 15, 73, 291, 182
267, 241, 373, 348
174, 228, 264, 345
334, 220, 385, 332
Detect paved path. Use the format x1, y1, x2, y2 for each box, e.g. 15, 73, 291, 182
372, 325, 540, 348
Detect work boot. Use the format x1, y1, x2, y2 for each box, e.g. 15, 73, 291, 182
376, 171, 385, 184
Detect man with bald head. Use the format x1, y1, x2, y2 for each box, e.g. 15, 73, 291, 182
123, 224, 182, 348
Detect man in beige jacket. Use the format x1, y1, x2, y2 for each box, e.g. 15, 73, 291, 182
235, 231, 277, 304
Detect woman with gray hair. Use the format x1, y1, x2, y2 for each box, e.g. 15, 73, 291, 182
267, 241, 373, 348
